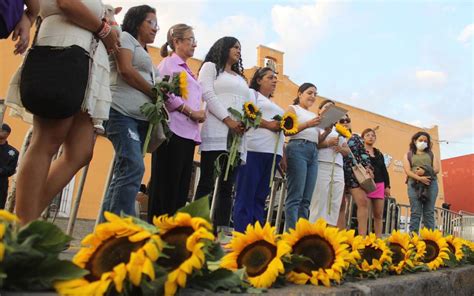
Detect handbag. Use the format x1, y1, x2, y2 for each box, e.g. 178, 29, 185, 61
146, 69, 169, 153
348, 148, 376, 193
19, 18, 96, 119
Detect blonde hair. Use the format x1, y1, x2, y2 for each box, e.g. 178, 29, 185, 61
160, 23, 193, 57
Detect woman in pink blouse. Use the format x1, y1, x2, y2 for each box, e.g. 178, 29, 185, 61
147, 23, 206, 222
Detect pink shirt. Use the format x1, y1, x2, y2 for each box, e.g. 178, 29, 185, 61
158, 53, 202, 143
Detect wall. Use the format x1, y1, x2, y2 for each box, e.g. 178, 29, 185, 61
442, 154, 474, 213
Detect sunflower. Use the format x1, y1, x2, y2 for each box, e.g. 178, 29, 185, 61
282, 219, 350, 287
352, 233, 392, 273
178, 71, 188, 99
386, 230, 415, 274
410, 232, 427, 264
281, 112, 298, 135
339, 229, 361, 266
445, 235, 464, 262
57, 212, 163, 295
244, 101, 260, 120
153, 212, 214, 296
0, 210, 19, 223
418, 228, 449, 270
335, 123, 351, 138
220, 222, 290, 288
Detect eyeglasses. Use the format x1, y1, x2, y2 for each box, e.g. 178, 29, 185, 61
339, 118, 351, 124
145, 19, 159, 31
182, 37, 197, 45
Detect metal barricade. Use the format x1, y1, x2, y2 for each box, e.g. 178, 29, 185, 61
435, 207, 463, 236
265, 176, 287, 233
461, 215, 474, 241
396, 204, 411, 233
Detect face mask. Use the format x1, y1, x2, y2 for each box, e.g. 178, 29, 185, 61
416, 141, 428, 151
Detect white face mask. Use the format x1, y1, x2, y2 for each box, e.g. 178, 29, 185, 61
416, 141, 428, 151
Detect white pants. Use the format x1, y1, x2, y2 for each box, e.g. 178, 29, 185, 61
309, 161, 345, 226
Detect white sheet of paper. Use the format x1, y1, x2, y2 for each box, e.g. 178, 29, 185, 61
316, 105, 348, 129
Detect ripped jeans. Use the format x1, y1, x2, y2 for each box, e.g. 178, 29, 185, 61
99, 108, 148, 222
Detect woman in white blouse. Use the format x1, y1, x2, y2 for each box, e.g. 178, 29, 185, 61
195, 36, 248, 232
233, 67, 283, 232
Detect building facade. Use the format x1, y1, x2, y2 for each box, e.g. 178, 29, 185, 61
442, 154, 474, 213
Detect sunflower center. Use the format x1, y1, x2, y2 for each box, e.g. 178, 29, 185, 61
283, 118, 294, 129
360, 246, 383, 264
292, 235, 335, 276
389, 243, 404, 265
157, 226, 194, 270
423, 240, 440, 263
236, 240, 276, 277
86, 237, 144, 281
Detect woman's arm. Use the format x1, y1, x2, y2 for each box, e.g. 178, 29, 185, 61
403, 153, 430, 186
432, 152, 440, 174
282, 106, 320, 136
115, 49, 154, 98
12, 0, 39, 54
260, 119, 280, 132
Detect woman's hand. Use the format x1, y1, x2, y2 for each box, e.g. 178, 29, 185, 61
101, 30, 120, 55
384, 187, 391, 197
366, 167, 375, 179
224, 117, 244, 135
12, 14, 32, 55
326, 137, 339, 147
266, 120, 281, 132
305, 116, 321, 128
190, 110, 206, 123
417, 176, 431, 186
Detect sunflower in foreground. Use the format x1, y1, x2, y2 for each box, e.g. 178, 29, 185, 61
339, 229, 361, 266
335, 123, 351, 138
410, 232, 427, 265
418, 228, 449, 270
282, 219, 350, 287
386, 230, 415, 274
221, 222, 290, 288
244, 101, 260, 120
352, 233, 392, 274
445, 235, 465, 262
281, 112, 298, 135
0, 210, 19, 223
153, 212, 214, 296
178, 71, 188, 99
55, 212, 163, 295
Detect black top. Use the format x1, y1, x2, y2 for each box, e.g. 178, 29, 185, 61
368, 147, 390, 188
0, 141, 19, 180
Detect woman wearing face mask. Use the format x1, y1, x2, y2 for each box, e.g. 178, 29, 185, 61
309, 100, 350, 227
402, 131, 439, 233
232, 67, 283, 232
362, 128, 391, 237
147, 24, 206, 221
283, 83, 331, 231
194, 36, 248, 232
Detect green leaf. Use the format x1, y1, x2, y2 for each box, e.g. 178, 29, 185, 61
187, 268, 245, 292
204, 240, 225, 263
129, 216, 157, 233
177, 196, 211, 222
272, 114, 283, 121
228, 107, 243, 121
283, 254, 312, 273
17, 221, 71, 254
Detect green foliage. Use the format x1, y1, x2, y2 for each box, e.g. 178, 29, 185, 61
177, 196, 211, 222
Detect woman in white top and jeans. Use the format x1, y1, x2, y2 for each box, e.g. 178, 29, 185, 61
194, 36, 248, 231
309, 100, 350, 226
233, 67, 284, 232
283, 83, 331, 230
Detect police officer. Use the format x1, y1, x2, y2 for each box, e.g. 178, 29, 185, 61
0, 123, 19, 209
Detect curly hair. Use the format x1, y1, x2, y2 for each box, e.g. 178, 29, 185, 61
409, 131, 433, 154
249, 67, 276, 93
199, 36, 245, 79
121, 5, 156, 39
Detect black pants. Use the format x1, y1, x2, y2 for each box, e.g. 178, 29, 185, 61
194, 150, 238, 227
147, 134, 195, 223
0, 178, 8, 209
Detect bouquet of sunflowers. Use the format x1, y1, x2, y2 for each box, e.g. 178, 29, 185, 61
140, 71, 188, 156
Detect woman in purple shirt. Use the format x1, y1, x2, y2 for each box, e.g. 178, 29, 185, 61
147, 23, 206, 221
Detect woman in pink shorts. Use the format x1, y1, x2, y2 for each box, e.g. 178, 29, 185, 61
362, 128, 391, 237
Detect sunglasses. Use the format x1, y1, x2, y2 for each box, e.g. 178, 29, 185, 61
339, 118, 351, 124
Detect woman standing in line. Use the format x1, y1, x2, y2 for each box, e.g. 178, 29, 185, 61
232, 67, 283, 232
194, 36, 248, 232
99, 5, 158, 220
283, 83, 331, 231
362, 128, 391, 237
147, 24, 206, 221
309, 100, 350, 226
6, 0, 119, 224
403, 131, 439, 233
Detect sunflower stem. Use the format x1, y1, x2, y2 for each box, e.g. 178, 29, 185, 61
224, 134, 239, 181
142, 123, 154, 157
327, 150, 337, 216
269, 132, 281, 188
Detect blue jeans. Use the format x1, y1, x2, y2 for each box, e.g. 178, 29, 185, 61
408, 178, 438, 233
284, 140, 319, 230
99, 109, 148, 222
233, 152, 281, 233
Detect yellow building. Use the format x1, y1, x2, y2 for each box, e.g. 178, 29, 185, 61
0, 40, 444, 220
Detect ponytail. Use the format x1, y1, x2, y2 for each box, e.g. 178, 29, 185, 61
160, 41, 169, 57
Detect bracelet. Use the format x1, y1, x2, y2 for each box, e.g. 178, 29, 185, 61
189, 110, 193, 119
94, 20, 105, 35
180, 104, 186, 113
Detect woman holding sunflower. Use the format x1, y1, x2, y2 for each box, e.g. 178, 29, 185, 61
233, 67, 284, 232
194, 37, 250, 231
147, 24, 206, 221
309, 100, 350, 227
283, 83, 332, 231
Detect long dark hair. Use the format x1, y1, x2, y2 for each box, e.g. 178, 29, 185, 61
409, 131, 432, 154
122, 5, 156, 39
249, 67, 276, 93
293, 82, 316, 105
199, 36, 245, 79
